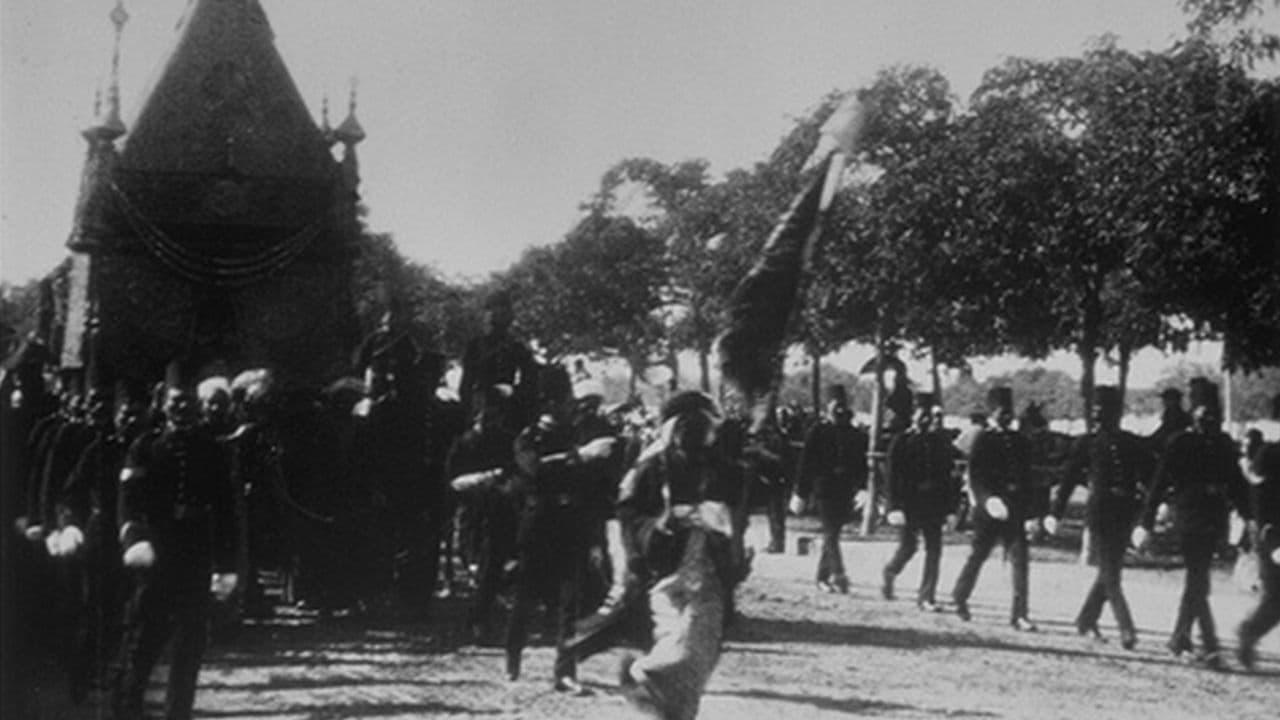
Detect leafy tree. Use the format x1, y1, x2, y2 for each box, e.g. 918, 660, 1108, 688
499, 213, 669, 392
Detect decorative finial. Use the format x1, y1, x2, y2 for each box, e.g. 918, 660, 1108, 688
334, 76, 366, 145
94, 0, 129, 140
320, 93, 335, 145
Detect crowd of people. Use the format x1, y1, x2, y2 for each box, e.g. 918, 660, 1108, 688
1, 294, 1278, 719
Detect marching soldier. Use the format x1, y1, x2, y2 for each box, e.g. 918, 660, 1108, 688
51, 376, 148, 701
504, 365, 616, 694
791, 385, 869, 594
1045, 386, 1152, 649
446, 384, 522, 643
112, 358, 238, 720
1237, 394, 1280, 670
1134, 379, 1250, 669
951, 386, 1040, 630
881, 393, 960, 611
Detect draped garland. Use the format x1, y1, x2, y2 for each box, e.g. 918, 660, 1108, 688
111, 181, 325, 288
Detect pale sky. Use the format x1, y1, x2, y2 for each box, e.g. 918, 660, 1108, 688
5, 0, 1262, 288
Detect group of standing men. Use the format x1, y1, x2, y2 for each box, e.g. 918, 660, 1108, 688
782, 373, 1279, 674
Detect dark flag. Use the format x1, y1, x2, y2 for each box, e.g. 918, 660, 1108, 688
717, 153, 832, 403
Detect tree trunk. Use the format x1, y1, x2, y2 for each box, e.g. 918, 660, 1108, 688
930, 348, 943, 409
810, 349, 822, 414
861, 334, 884, 537
628, 355, 641, 396
1117, 342, 1132, 408
1077, 320, 1099, 567
667, 347, 680, 393
698, 343, 711, 393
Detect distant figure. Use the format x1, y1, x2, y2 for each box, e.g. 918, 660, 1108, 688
882, 393, 961, 611
1047, 386, 1154, 650
1150, 387, 1192, 452
951, 387, 1040, 631
791, 386, 869, 594
954, 413, 987, 459
1135, 379, 1250, 670
1235, 393, 1280, 671
460, 291, 538, 425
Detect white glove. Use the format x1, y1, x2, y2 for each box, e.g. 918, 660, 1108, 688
44, 529, 63, 557
945, 514, 959, 532
578, 436, 617, 462
854, 489, 870, 511
1155, 502, 1172, 525
1228, 511, 1246, 546
123, 540, 156, 569
1130, 526, 1150, 550
984, 497, 1009, 521
788, 494, 806, 516
1043, 516, 1059, 536
1024, 518, 1041, 536
210, 573, 239, 601
1271, 547, 1280, 565
450, 469, 500, 493
59, 525, 85, 556
887, 510, 906, 527
24, 523, 45, 542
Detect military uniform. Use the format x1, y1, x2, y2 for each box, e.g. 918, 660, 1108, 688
883, 395, 960, 608
795, 403, 868, 593
952, 387, 1038, 628
446, 412, 519, 640
1238, 439, 1280, 669
1139, 381, 1249, 663
459, 293, 538, 425
55, 398, 137, 701
1051, 387, 1152, 648
113, 393, 235, 720
504, 407, 595, 686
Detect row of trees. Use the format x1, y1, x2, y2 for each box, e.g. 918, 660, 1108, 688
470, 2, 1279, 420
5, 2, 1275, 423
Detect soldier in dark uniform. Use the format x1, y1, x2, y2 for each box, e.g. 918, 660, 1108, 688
1150, 387, 1192, 452
459, 290, 538, 426
112, 358, 237, 720
51, 376, 148, 701
791, 386, 869, 594
1046, 386, 1152, 649
881, 392, 960, 611
951, 387, 1040, 630
1135, 379, 1250, 669
504, 365, 617, 694
1237, 395, 1280, 670
446, 384, 522, 643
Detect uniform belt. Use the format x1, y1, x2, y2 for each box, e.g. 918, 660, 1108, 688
173, 504, 211, 521
533, 492, 576, 507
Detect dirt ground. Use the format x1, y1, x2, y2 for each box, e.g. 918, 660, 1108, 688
26, 516, 1280, 720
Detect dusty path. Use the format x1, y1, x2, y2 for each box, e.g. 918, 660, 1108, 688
28, 518, 1279, 719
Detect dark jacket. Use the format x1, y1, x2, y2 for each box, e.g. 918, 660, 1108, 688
968, 428, 1035, 522
795, 420, 868, 506
1052, 429, 1154, 525
119, 426, 235, 575
1141, 428, 1250, 537
887, 429, 960, 522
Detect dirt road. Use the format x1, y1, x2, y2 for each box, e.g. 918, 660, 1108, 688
28, 518, 1279, 719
